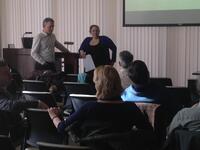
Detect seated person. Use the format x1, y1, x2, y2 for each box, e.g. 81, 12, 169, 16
0, 59, 48, 143
121, 60, 167, 104
167, 77, 200, 135
0, 59, 48, 112
118, 50, 134, 89
48, 65, 153, 148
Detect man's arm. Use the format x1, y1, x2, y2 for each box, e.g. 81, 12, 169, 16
167, 111, 182, 135
55, 40, 70, 53
31, 35, 46, 65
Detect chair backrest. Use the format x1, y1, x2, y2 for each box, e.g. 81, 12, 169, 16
37, 141, 91, 150
187, 79, 200, 103
0, 135, 15, 150
76, 129, 157, 150
69, 94, 96, 112
64, 82, 95, 95
150, 77, 172, 87
22, 91, 57, 107
135, 103, 160, 128
166, 86, 192, 109
25, 108, 64, 147
64, 74, 78, 82
135, 102, 170, 148
164, 129, 200, 150
23, 80, 48, 92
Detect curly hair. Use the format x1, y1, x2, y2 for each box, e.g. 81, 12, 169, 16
93, 65, 122, 100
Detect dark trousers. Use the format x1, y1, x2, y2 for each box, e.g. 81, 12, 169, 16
35, 62, 56, 72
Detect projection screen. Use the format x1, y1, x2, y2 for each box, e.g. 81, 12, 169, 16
123, 0, 200, 26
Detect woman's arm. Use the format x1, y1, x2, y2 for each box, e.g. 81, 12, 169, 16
79, 37, 91, 54
102, 36, 117, 64
48, 104, 89, 133
48, 107, 62, 128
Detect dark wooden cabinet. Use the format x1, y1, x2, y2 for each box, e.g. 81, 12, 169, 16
3, 48, 79, 79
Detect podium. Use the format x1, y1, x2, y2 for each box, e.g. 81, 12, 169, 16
3, 48, 79, 79
55, 52, 79, 74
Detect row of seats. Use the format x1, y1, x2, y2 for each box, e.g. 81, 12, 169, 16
1, 76, 196, 150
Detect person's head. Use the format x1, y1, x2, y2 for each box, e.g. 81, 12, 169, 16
89, 25, 100, 38
93, 65, 122, 100
128, 60, 150, 86
119, 50, 133, 68
0, 59, 13, 88
43, 17, 54, 34
7, 68, 23, 95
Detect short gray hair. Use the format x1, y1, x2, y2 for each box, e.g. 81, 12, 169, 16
43, 17, 54, 27
119, 50, 133, 68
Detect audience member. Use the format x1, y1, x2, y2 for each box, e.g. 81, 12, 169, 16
48, 65, 153, 149
167, 76, 200, 135
121, 60, 167, 104
0, 59, 48, 113
0, 59, 48, 145
118, 50, 134, 89
31, 17, 70, 72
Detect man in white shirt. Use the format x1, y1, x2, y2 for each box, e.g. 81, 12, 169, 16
31, 17, 70, 72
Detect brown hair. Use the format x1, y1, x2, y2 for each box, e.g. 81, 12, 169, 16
89, 24, 100, 33
93, 65, 122, 100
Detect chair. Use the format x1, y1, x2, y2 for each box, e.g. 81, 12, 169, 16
22, 91, 57, 107
187, 79, 200, 103
163, 129, 200, 150
64, 82, 95, 95
37, 141, 91, 150
166, 86, 192, 110
67, 122, 157, 150
23, 108, 65, 149
135, 102, 170, 148
0, 135, 15, 150
0, 110, 25, 147
23, 80, 48, 92
150, 77, 172, 87
69, 94, 96, 112
64, 74, 78, 82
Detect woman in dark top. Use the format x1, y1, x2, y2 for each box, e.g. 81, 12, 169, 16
79, 25, 117, 67
48, 65, 152, 137
79, 25, 117, 84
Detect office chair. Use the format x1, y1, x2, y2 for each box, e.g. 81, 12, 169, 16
150, 77, 173, 87
23, 108, 65, 149
22, 91, 57, 107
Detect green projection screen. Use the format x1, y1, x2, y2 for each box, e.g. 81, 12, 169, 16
123, 0, 200, 26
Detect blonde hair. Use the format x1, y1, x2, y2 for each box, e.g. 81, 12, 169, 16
93, 65, 122, 100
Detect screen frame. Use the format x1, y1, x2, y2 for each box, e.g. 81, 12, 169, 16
123, 0, 200, 27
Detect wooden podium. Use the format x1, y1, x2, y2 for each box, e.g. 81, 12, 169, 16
3, 48, 79, 79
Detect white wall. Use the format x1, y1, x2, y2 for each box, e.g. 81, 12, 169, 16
0, 0, 116, 52
116, 0, 200, 86
1, 0, 200, 86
